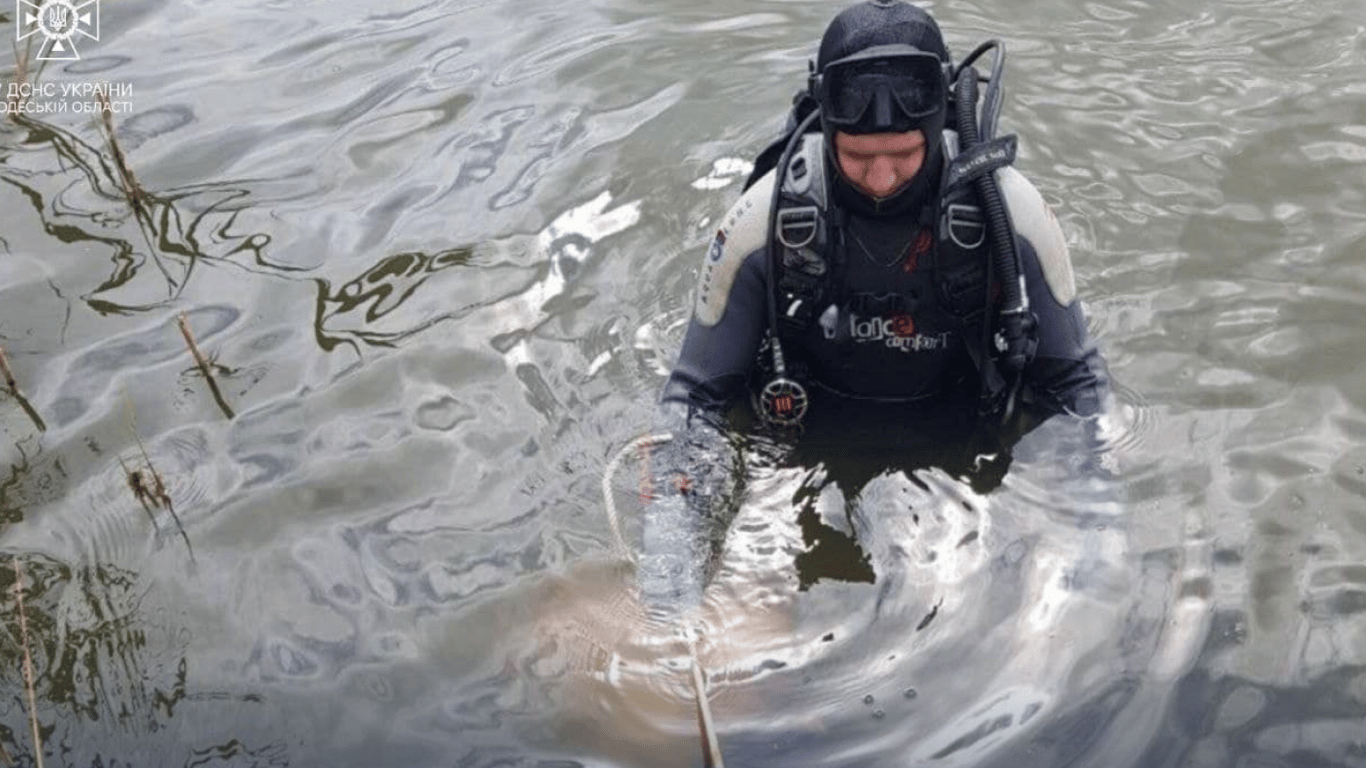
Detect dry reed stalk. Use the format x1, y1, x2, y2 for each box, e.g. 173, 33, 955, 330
5, 17, 54, 127
12, 559, 45, 768
118, 455, 162, 532
91, 83, 175, 289
176, 313, 211, 372
122, 392, 197, 564
176, 313, 235, 420
0, 347, 47, 433
95, 90, 148, 221
0, 346, 16, 392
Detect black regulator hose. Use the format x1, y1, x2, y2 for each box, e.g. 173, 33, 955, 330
954, 62, 1025, 328
953, 56, 1035, 419
955, 40, 1007, 143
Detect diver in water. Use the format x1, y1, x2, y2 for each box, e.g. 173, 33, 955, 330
639, 0, 1114, 612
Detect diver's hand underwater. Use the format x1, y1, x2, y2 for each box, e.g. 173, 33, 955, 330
638, 493, 707, 621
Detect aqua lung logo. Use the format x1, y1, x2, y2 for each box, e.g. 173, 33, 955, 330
17, 0, 99, 61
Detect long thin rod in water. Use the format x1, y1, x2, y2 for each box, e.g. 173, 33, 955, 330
689, 631, 725, 768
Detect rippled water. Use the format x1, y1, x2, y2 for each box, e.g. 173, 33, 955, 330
2, 0, 1365, 765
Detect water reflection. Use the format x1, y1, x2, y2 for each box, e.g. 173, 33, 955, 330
2, 116, 274, 315
0, 0, 1364, 762
0, 553, 280, 765
314, 246, 477, 351
523, 430, 1162, 767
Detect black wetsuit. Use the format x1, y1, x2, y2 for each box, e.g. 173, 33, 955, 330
638, 0, 1113, 619
636, 140, 1115, 612
661, 143, 1109, 466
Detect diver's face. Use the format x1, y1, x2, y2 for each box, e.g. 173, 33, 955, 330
833, 129, 927, 200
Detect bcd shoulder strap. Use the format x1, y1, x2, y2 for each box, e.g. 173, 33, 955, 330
773, 132, 832, 331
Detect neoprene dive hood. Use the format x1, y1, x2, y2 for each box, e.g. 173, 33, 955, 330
810, 0, 952, 217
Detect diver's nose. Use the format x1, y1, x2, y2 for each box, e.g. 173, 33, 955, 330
864, 155, 900, 197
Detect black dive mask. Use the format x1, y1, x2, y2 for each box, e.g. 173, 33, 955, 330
811, 44, 948, 135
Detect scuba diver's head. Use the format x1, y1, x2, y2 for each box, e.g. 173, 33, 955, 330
810, 0, 952, 215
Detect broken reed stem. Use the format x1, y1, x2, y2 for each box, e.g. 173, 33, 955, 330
93, 90, 173, 288
176, 313, 235, 420
176, 313, 211, 372
118, 455, 162, 532
0, 347, 47, 433
0, 346, 16, 392
6, 31, 52, 127
95, 91, 148, 221
12, 559, 45, 768
121, 391, 197, 566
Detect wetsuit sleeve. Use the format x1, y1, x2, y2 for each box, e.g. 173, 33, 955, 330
1015, 233, 1118, 481
998, 167, 1111, 418
659, 247, 770, 417
638, 402, 741, 619
1000, 169, 1119, 494
1017, 235, 1111, 419
639, 173, 775, 618
659, 169, 777, 419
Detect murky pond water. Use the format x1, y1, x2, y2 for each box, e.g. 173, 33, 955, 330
2, 0, 1365, 765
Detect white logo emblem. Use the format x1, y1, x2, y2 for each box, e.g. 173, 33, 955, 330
17, 0, 99, 61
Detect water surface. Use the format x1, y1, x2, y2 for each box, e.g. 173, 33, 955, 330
2, 0, 1365, 765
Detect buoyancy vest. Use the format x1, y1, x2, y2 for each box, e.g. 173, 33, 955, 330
761, 130, 1005, 404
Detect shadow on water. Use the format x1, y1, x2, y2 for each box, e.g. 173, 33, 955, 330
742, 393, 1020, 593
